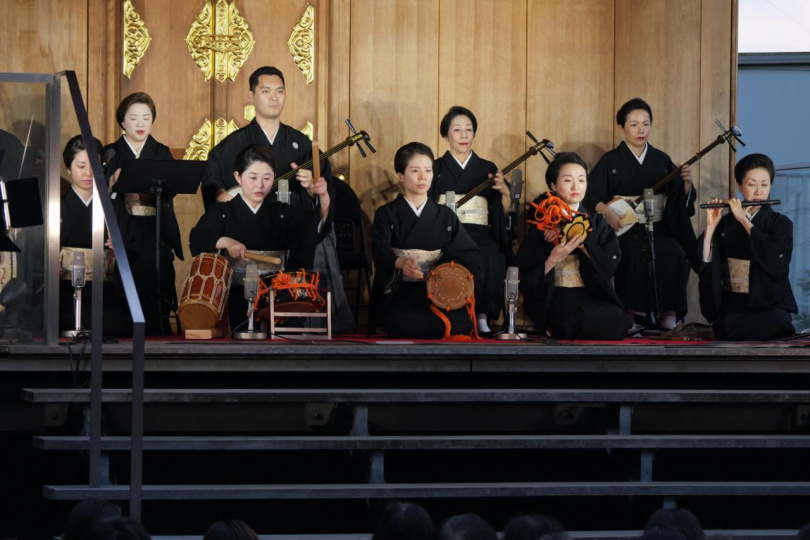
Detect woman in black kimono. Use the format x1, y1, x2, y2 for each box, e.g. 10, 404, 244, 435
430, 106, 511, 333
189, 145, 331, 330
104, 92, 180, 335
371, 142, 483, 339
698, 153, 796, 340
60, 135, 132, 337
514, 152, 630, 339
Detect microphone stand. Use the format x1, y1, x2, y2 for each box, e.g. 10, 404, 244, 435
496, 267, 527, 341
61, 252, 87, 338
234, 263, 267, 340
640, 190, 662, 335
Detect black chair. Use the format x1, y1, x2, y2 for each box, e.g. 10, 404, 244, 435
331, 176, 372, 328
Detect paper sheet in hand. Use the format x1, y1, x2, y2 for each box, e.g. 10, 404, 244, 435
606, 197, 639, 236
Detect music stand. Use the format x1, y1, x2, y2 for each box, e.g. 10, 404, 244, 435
115, 159, 205, 335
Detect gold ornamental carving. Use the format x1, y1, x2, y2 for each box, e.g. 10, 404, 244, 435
185, 0, 256, 83
288, 4, 315, 84
122, 0, 151, 78
183, 118, 239, 161
244, 104, 255, 122
300, 121, 314, 141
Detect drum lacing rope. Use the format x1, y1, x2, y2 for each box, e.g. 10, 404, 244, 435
429, 262, 480, 341
527, 191, 590, 245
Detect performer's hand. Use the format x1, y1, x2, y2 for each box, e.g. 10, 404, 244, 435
491, 171, 509, 196
678, 162, 693, 194
396, 257, 424, 280
105, 238, 114, 251
216, 189, 234, 203
543, 227, 560, 244
726, 197, 748, 224
308, 176, 328, 197
597, 202, 625, 231
705, 198, 724, 229
218, 238, 247, 259
549, 234, 583, 263
291, 162, 315, 189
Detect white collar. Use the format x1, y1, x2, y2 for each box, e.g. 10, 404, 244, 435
259, 123, 280, 145
569, 202, 580, 212
239, 194, 263, 214
123, 135, 144, 158
626, 141, 648, 164
747, 208, 759, 221
404, 196, 427, 217
72, 186, 93, 206
451, 151, 474, 170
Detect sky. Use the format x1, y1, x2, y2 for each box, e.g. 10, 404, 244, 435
739, 0, 810, 52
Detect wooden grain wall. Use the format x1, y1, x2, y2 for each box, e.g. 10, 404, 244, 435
1, 0, 737, 322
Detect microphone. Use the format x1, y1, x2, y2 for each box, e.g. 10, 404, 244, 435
71, 250, 86, 289
496, 266, 527, 341
102, 148, 116, 178
509, 170, 523, 226
643, 188, 656, 220
244, 263, 258, 300
277, 179, 290, 204
445, 191, 457, 214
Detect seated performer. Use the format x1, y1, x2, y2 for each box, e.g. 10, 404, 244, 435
430, 106, 511, 333
698, 153, 796, 340
60, 135, 133, 337
104, 92, 180, 335
583, 98, 696, 330
199, 65, 353, 331
370, 142, 483, 339
189, 145, 331, 330
514, 152, 630, 339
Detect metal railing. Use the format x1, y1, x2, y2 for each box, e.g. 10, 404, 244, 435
0, 71, 147, 520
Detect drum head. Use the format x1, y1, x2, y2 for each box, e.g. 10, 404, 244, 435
561, 215, 591, 243
427, 262, 474, 311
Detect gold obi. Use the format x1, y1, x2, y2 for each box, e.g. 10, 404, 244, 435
392, 248, 441, 282
722, 257, 750, 294
439, 193, 489, 226
60, 247, 115, 281
125, 193, 157, 216
618, 193, 665, 224
553, 254, 585, 288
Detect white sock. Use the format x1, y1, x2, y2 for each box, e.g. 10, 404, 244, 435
477, 315, 491, 333
662, 315, 677, 330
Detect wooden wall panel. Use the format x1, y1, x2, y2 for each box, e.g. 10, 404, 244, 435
527, 0, 615, 199
325, 0, 352, 174
349, 0, 440, 212
0, 0, 88, 160
437, 0, 527, 172
87, 0, 120, 143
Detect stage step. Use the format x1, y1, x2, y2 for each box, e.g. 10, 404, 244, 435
21, 388, 810, 403
151, 531, 798, 540
42, 481, 810, 501
32, 434, 810, 451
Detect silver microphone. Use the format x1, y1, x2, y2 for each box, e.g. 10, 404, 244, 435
244, 263, 259, 299
277, 179, 290, 204
643, 188, 656, 220
496, 266, 527, 340
71, 251, 86, 289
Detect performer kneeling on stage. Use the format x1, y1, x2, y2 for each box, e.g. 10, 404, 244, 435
698, 153, 796, 341
514, 152, 630, 340
189, 145, 331, 330
370, 142, 483, 339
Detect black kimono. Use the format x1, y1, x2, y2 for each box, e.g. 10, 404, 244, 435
104, 135, 180, 335
697, 206, 797, 340
199, 120, 355, 331
189, 195, 327, 329
370, 196, 483, 339
584, 141, 697, 318
431, 151, 511, 319
59, 189, 133, 337
513, 203, 630, 339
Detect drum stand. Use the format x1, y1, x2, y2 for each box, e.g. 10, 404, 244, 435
270, 290, 332, 340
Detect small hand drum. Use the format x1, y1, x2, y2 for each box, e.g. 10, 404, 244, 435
426, 261, 475, 311
560, 214, 591, 244
255, 269, 326, 319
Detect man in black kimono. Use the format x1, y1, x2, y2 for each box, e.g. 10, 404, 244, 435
698, 153, 796, 340
371, 142, 483, 339
430, 106, 512, 332
583, 98, 696, 329
199, 66, 353, 331
514, 153, 630, 340
104, 92, 180, 335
